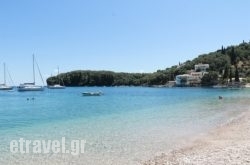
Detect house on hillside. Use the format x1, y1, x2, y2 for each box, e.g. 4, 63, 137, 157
175, 64, 209, 86
195, 63, 209, 72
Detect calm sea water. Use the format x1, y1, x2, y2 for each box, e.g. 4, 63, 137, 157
0, 87, 250, 164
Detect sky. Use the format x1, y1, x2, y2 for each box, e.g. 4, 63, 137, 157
0, 0, 250, 85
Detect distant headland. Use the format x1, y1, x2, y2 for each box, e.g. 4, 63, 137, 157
47, 41, 250, 87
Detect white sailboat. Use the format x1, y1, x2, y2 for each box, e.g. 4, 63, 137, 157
18, 54, 44, 92
0, 63, 13, 90
47, 67, 65, 89
47, 84, 65, 89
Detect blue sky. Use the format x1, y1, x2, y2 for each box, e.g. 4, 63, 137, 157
0, 0, 250, 85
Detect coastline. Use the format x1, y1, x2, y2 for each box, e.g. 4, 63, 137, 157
143, 109, 250, 165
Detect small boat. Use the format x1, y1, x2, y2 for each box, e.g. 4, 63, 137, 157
47, 84, 65, 89
212, 84, 227, 88
0, 63, 13, 90
0, 84, 13, 90
47, 67, 65, 89
18, 54, 44, 92
82, 91, 103, 96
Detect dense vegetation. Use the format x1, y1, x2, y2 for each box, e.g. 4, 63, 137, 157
47, 71, 150, 86
47, 41, 250, 86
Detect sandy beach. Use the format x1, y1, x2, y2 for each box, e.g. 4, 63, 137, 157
144, 110, 250, 165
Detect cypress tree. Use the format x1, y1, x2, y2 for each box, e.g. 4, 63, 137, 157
223, 66, 229, 80
230, 47, 236, 65
235, 67, 240, 82
221, 45, 225, 54
229, 67, 232, 83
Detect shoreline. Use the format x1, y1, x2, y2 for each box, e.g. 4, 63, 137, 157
143, 109, 250, 165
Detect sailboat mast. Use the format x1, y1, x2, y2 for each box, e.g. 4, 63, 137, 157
3, 63, 6, 85
33, 54, 35, 84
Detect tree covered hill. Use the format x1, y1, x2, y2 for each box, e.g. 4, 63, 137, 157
47, 41, 250, 86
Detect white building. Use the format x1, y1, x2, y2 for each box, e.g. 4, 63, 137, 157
195, 64, 209, 72
175, 74, 196, 86
175, 64, 209, 86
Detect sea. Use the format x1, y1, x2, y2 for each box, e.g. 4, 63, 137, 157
0, 87, 249, 165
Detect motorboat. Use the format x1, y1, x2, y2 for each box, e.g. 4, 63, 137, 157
47, 84, 65, 89
82, 91, 103, 96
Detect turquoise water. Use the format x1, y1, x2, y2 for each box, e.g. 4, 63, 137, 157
0, 87, 250, 164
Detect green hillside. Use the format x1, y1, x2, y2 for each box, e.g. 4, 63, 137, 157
47, 41, 250, 86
